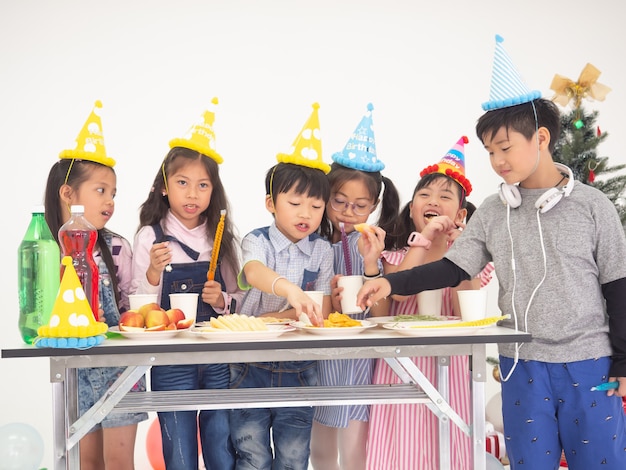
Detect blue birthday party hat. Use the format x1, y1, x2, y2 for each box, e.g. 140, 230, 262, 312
481, 35, 541, 111
332, 103, 383, 172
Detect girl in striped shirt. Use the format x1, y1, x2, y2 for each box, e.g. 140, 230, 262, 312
366, 137, 494, 470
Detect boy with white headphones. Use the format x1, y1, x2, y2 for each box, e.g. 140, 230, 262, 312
357, 35, 626, 469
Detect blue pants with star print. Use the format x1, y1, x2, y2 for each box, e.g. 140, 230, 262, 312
499, 356, 626, 469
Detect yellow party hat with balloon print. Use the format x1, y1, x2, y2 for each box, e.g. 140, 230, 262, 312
276, 103, 330, 174
169, 97, 223, 164
36, 256, 108, 348
59, 100, 116, 168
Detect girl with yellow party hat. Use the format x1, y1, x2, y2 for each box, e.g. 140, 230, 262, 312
131, 98, 243, 470
43, 101, 147, 469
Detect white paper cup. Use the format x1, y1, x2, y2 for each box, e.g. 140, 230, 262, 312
169, 293, 199, 322
337, 275, 364, 314
417, 289, 443, 316
457, 289, 488, 322
305, 290, 324, 308
128, 294, 159, 311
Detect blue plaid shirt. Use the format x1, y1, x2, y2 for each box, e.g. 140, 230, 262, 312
238, 223, 334, 316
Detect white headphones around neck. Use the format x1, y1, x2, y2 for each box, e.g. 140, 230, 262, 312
499, 163, 574, 213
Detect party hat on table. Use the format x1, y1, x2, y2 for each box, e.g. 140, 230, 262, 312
170, 97, 223, 164
36, 256, 108, 348
332, 103, 384, 172
276, 102, 330, 174
482, 34, 541, 111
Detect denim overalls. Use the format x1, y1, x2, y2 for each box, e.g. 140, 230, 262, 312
150, 224, 235, 470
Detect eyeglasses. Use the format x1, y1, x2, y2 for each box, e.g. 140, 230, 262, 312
330, 197, 375, 216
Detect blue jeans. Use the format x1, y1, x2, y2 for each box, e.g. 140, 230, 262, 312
151, 363, 235, 470
229, 361, 317, 470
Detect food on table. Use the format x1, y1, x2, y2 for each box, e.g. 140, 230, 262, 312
408, 314, 510, 329
119, 304, 193, 332
209, 313, 268, 331
321, 312, 362, 328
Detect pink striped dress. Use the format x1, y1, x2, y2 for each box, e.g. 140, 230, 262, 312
366, 249, 494, 470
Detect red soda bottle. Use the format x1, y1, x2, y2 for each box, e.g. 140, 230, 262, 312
58, 205, 99, 320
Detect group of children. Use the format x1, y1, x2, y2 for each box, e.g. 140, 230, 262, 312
38, 34, 626, 470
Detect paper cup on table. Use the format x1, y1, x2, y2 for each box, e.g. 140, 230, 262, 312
169, 293, 199, 322
337, 275, 364, 314
417, 289, 443, 316
129, 294, 159, 311
457, 289, 488, 322
305, 290, 324, 308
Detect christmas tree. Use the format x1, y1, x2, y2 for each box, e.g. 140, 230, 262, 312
550, 63, 626, 227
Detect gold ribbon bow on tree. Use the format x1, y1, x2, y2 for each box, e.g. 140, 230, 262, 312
550, 63, 611, 108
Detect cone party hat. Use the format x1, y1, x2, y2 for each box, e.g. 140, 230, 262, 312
277, 103, 330, 174
419, 136, 472, 196
36, 256, 108, 348
482, 35, 541, 111
59, 100, 116, 167
169, 97, 223, 164
332, 103, 384, 172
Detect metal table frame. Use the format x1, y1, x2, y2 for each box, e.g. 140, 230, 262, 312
2, 326, 529, 470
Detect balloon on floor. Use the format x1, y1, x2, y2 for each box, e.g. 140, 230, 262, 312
0, 422, 44, 470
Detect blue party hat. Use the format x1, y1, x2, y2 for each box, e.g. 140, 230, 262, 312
332, 103, 384, 172
481, 35, 541, 111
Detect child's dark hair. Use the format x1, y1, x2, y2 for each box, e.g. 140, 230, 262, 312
44, 159, 121, 304
265, 163, 331, 234
138, 147, 240, 275
320, 162, 400, 247
387, 172, 469, 250
476, 98, 561, 153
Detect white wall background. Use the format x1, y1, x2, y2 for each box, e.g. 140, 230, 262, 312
1, 1, 624, 467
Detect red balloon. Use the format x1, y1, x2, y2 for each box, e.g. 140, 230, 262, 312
145, 417, 202, 470
145, 418, 166, 470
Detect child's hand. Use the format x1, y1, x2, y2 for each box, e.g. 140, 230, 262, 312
330, 274, 343, 312
149, 241, 172, 273
357, 225, 386, 267
287, 288, 324, 326
202, 280, 225, 309
607, 377, 626, 397
422, 216, 460, 241
146, 241, 172, 285
357, 277, 391, 310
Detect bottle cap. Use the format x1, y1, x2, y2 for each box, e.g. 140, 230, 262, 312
32, 205, 45, 214
70, 205, 85, 213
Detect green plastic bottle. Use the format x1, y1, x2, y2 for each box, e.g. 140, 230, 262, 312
17, 206, 60, 344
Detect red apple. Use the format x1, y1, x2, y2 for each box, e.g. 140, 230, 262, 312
165, 308, 185, 326
119, 310, 145, 328
176, 318, 194, 330
144, 309, 170, 328
138, 302, 162, 319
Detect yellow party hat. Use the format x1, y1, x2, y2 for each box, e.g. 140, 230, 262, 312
276, 103, 330, 174
59, 101, 116, 167
169, 97, 223, 164
37, 256, 107, 346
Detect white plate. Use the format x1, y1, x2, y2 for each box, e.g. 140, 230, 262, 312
382, 322, 494, 336
292, 320, 376, 336
188, 324, 295, 340
369, 315, 460, 324
109, 326, 183, 340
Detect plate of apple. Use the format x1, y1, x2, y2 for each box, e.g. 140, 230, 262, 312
111, 302, 194, 340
